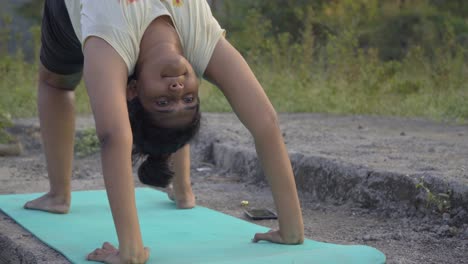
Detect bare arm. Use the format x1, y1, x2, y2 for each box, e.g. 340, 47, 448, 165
204, 38, 304, 244
83, 37, 149, 263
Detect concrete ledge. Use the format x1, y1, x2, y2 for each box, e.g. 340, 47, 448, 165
211, 142, 468, 224
0, 232, 36, 264
1, 114, 467, 262
0, 142, 22, 156
0, 211, 70, 264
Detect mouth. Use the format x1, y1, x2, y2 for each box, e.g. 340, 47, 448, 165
161, 74, 186, 85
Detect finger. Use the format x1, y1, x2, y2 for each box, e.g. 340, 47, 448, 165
144, 247, 151, 258
252, 232, 272, 243
89, 248, 101, 255
87, 250, 105, 262
252, 230, 283, 243
102, 242, 117, 251
87, 247, 113, 261
89, 248, 111, 256
253, 230, 274, 243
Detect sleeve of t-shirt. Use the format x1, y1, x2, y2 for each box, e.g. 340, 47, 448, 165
80, 1, 138, 74
188, 1, 226, 78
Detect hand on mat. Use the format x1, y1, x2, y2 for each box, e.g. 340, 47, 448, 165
252, 229, 302, 245
87, 242, 149, 263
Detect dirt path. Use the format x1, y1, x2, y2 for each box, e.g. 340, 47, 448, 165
1, 114, 467, 263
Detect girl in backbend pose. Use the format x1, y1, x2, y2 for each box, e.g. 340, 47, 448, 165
25, 0, 304, 263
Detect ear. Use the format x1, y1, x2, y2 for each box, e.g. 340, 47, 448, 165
126, 79, 138, 100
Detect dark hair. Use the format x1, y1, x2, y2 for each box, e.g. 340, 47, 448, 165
128, 97, 201, 188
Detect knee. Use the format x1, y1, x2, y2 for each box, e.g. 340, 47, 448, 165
39, 64, 82, 91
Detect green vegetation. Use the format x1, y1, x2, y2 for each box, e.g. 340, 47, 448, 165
416, 179, 452, 213
0, 17, 91, 118
0, 111, 13, 144
75, 128, 100, 158
1, 0, 467, 123
203, 0, 468, 122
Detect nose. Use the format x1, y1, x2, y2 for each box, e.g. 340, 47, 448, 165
169, 81, 184, 91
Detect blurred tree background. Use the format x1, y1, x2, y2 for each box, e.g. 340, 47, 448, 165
0, 0, 467, 129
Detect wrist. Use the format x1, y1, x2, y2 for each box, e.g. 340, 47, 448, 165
120, 254, 147, 264
119, 246, 147, 263
282, 232, 304, 244
279, 223, 304, 244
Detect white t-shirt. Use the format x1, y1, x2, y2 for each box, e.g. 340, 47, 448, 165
64, 0, 225, 77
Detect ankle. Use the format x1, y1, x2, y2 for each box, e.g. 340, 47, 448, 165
47, 191, 71, 203
172, 182, 193, 195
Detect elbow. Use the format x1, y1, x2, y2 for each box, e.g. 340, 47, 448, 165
251, 110, 281, 139
97, 129, 132, 150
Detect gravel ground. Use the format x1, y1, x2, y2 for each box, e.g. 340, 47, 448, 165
0, 113, 467, 264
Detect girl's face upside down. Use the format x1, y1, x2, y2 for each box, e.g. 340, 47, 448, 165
130, 52, 200, 129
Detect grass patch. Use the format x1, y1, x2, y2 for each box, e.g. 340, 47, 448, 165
1, 3, 467, 124
1, 51, 466, 124
0, 55, 91, 118
0, 112, 14, 144
1, 46, 467, 123
0, 129, 14, 144
199, 6, 468, 123
199, 50, 468, 123
74, 128, 100, 158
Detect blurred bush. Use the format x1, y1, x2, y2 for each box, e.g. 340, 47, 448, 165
204, 0, 468, 122
0, 0, 467, 122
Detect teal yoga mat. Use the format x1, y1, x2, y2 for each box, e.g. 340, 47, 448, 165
0, 188, 385, 263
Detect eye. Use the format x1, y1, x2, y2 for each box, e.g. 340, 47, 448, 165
156, 98, 170, 106
183, 95, 194, 104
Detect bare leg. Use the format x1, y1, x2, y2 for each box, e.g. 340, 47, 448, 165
167, 144, 195, 209
24, 65, 81, 214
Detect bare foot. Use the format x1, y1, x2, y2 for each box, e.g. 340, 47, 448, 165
167, 184, 195, 209
24, 193, 70, 214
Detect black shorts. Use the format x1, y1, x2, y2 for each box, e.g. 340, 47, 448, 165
40, 0, 83, 75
